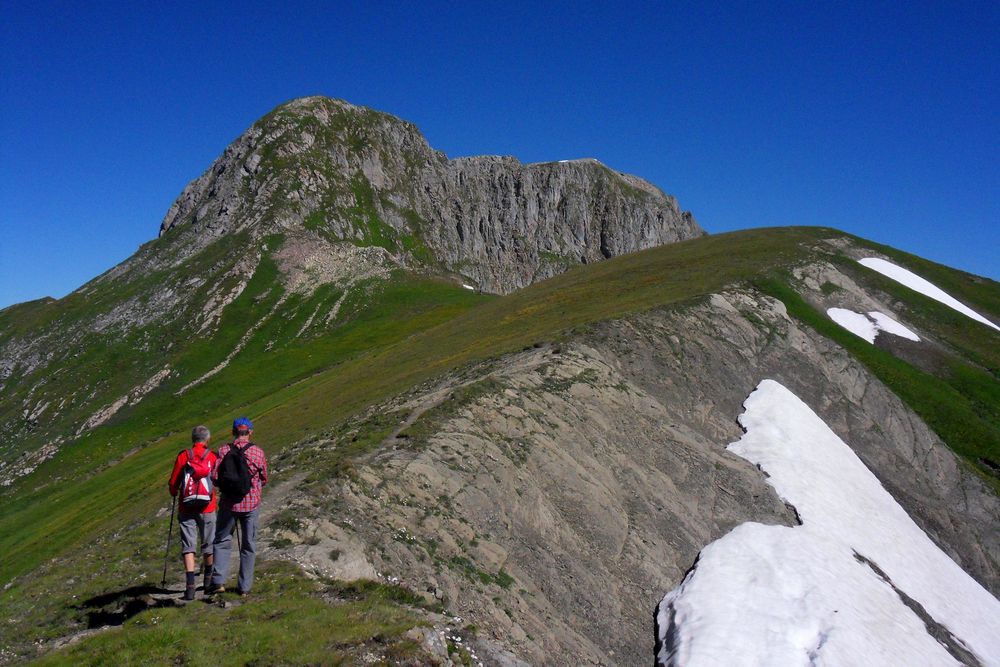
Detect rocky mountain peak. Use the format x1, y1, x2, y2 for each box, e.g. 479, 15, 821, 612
156, 95, 704, 294
0, 97, 705, 472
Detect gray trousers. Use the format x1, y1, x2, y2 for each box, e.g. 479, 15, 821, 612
178, 511, 216, 555
211, 506, 259, 593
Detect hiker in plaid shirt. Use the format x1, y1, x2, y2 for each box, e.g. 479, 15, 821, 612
208, 416, 268, 596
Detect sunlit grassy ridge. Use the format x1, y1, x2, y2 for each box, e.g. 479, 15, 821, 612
0, 272, 486, 582
2, 226, 998, 662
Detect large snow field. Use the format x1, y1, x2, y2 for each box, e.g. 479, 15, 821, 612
859, 257, 1000, 332
657, 380, 1000, 666
827, 308, 920, 344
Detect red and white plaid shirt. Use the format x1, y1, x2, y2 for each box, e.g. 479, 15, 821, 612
214, 437, 268, 512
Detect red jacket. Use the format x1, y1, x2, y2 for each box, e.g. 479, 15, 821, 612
168, 442, 218, 513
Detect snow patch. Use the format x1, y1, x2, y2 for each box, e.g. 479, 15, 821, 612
462, 283, 476, 291
859, 257, 1000, 332
827, 308, 878, 343
868, 311, 920, 341
657, 380, 1000, 666
827, 308, 920, 343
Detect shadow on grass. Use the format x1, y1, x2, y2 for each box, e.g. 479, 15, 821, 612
77, 584, 180, 628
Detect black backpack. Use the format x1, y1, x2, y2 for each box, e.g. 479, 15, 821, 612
217, 443, 253, 498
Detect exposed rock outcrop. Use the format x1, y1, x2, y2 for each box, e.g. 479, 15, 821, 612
157, 96, 704, 293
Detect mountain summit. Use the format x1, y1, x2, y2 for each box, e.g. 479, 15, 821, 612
0, 96, 701, 483
158, 96, 703, 293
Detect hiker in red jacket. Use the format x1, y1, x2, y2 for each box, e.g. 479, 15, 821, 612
168, 425, 218, 601
208, 416, 268, 597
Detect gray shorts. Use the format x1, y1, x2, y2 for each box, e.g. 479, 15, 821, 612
179, 511, 216, 555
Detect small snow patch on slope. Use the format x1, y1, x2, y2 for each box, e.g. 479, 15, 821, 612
827, 308, 920, 343
868, 311, 920, 341
827, 308, 879, 343
656, 380, 1000, 667
859, 257, 1000, 332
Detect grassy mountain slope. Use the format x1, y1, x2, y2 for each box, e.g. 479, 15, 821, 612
1, 95, 703, 489
1, 227, 998, 664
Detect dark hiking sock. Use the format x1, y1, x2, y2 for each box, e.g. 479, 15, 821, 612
186, 571, 196, 587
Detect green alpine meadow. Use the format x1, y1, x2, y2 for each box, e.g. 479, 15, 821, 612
2, 98, 998, 666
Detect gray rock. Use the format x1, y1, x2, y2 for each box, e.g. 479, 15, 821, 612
157, 96, 704, 294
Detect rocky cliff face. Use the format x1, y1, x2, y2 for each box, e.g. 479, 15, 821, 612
157, 96, 703, 293
0, 96, 701, 477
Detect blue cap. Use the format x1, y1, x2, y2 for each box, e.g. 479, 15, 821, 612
233, 416, 253, 431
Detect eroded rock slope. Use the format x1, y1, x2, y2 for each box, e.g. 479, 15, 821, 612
269, 285, 999, 666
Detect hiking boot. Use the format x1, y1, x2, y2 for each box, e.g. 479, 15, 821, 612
237, 589, 250, 599
206, 583, 225, 595
183, 585, 196, 601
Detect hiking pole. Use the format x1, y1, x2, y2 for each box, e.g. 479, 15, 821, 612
161, 495, 177, 587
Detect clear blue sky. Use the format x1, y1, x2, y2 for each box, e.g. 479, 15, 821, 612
2, 1, 998, 308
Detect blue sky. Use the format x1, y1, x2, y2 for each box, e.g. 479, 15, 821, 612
1, 1, 998, 308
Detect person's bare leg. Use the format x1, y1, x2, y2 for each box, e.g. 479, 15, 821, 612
183, 552, 196, 572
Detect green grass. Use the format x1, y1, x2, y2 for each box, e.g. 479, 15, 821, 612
33, 561, 431, 667
0, 273, 487, 583
0, 268, 485, 659
348, 175, 398, 251
399, 209, 437, 265
0, 229, 257, 465
832, 251, 1000, 373
3, 225, 998, 662
3, 227, 835, 659
234, 226, 836, 449
757, 275, 1000, 489
538, 250, 576, 268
